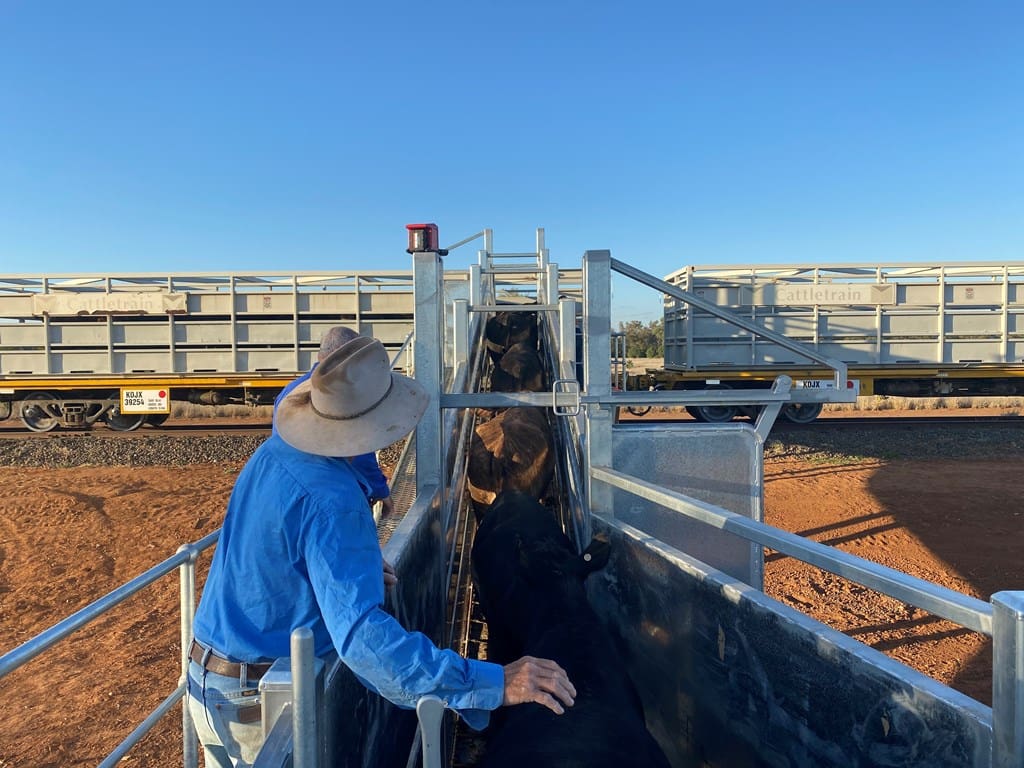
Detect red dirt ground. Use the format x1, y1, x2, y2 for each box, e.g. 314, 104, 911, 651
1, 417, 1021, 767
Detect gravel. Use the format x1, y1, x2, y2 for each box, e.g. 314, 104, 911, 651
0, 432, 410, 469
765, 422, 1024, 462
0, 420, 1020, 469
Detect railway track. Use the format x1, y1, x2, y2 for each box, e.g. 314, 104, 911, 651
619, 410, 1024, 428
0, 418, 273, 440
2, 411, 1022, 439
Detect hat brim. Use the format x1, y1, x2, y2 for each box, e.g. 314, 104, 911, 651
276, 372, 429, 456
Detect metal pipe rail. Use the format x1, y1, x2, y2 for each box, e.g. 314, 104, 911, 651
591, 464, 993, 634
0, 529, 220, 677
610, 257, 852, 396
0, 529, 220, 768
589, 464, 1024, 767
441, 389, 795, 410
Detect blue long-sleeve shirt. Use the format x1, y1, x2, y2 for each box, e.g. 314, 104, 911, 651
193, 434, 503, 728
273, 367, 390, 500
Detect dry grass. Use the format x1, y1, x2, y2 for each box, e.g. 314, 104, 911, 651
627, 396, 1024, 417
824, 395, 1024, 413
169, 392, 1024, 419
170, 403, 274, 419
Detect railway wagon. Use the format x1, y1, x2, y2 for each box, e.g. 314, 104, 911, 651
0, 271, 446, 431
630, 262, 1024, 423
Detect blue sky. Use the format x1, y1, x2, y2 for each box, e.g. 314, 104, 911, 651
1, 1, 1021, 323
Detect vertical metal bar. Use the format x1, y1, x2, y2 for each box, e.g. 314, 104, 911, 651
685, 266, 695, 369
875, 266, 884, 365
413, 251, 444, 495
545, 263, 559, 307
106, 277, 115, 375
483, 228, 493, 253
559, 298, 577, 381
292, 275, 301, 373
469, 264, 481, 307
169, 275, 179, 375
354, 274, 363, 337
992, 591, 1024, 768
452, 300, 469, 370
1002, 265, 1010, 363
230, 275, 238, 373
41, 276, 53, 375
416, 696, 446, 768
291, 627, 318, 768
938, 265, 947, 366
178, 544, 199, 768
583, 250, 613, 528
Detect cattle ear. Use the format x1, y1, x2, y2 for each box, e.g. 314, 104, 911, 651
579, 537, 611, 574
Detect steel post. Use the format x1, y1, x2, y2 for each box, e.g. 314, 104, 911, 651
178, 544, 199, 768
993, 591, 1024, 768
452, 300, 469, 370
414, 251, 444, 494
583, 249, 613, 528
291, 628, 318, 768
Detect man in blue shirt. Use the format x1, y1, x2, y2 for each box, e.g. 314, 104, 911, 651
273, 325, 395, 516
187, 335, 575, 767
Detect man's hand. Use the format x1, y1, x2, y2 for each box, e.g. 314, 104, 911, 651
378, 496, 395, 517
502, 656, 576, 714
383, 559, 397, 589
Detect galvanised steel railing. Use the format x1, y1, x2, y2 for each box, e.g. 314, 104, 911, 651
582, 249, 1024, 768
0, 529, 220, 768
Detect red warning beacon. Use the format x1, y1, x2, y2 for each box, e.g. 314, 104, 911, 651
405, 223, 440, 254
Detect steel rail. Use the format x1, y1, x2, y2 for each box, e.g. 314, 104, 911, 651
0, 529, 220, 679
591, 464, 994, 636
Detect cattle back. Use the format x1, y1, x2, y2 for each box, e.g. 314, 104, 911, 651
466, 408, 554, 515
471, 491, 671, 768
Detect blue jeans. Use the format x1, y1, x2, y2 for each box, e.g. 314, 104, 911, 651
186, 659, 265, 768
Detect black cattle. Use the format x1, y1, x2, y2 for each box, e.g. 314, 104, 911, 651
471, 491, 672, 768
489, 341, 545, 393
484, 310, 539, 363
466, 407, 554, 516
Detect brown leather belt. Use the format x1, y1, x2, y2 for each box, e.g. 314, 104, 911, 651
189, 640, 273, 681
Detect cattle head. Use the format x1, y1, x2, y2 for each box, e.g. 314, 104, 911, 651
484, 310, 539, 362
490, 342, 545, 393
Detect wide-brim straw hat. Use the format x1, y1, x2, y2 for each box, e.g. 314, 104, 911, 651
277, 336, 429, 456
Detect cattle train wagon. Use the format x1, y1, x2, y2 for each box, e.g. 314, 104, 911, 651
0, 270, 442, 431
627, 262, 1024, 423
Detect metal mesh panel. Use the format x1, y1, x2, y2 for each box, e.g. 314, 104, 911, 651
376, 441, 417, 544
611, 422, 763, 587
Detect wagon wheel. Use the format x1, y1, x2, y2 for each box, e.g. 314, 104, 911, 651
626, 405, 652, 417
690, 384, 738, 423
626, 383, 663, 417
104, 405, 147, 432
146, 413, 170, 427
781, 403, 823, 424
20, 392, 61, 432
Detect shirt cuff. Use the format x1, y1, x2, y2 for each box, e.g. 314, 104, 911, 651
453, 660, 504, 731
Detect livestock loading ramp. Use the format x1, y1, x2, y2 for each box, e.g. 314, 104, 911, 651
358, 235, 1020, 768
